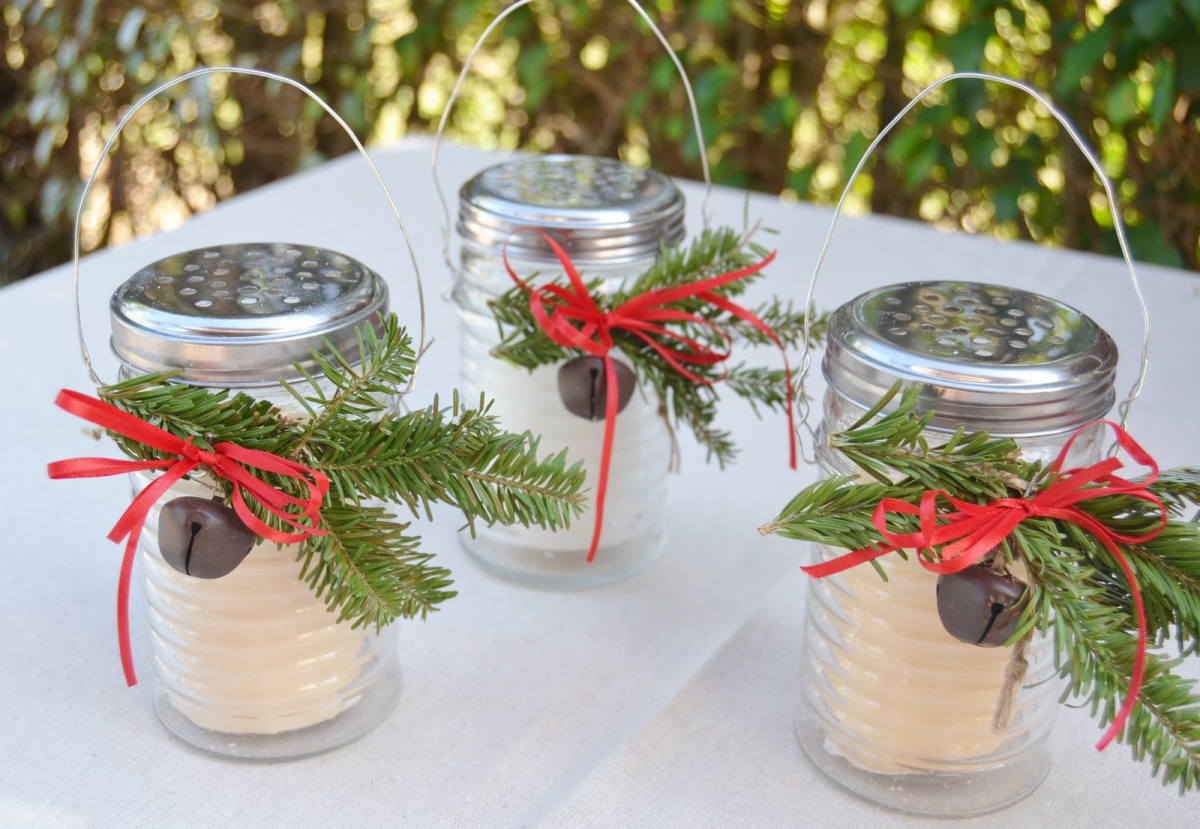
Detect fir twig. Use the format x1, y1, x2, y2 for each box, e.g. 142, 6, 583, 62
487, 226, 824, 466
98, 313, 587, 628
760, 386, 1200, 792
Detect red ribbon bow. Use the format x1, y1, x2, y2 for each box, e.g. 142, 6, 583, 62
48, 389, 329, 686
504, 229, 796, 562
803, 420, 1166, 751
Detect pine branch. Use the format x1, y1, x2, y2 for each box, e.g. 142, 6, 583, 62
760, 386, 1200, 792
285, 314, 416, 449
1035, 550, 1200, 793
95, 314, 586, 630
486, 225, 823, 468
723, 364, 789, 418
297, 502, 456, 627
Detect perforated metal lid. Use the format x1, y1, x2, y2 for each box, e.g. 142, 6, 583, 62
823, 280, 1118, 436
110, 242, 388, 386
457, 155, 685, 263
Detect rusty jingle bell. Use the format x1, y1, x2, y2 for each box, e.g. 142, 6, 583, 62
936, 563, 1029, 647
157, 496, 257, 579
557, 355, 637, 421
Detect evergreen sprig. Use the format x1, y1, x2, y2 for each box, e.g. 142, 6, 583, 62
760, 386, 1200, 793
98, 313, 586, 629
487, 226, 826, 468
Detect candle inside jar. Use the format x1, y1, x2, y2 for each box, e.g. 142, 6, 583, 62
807, 547, 1049, 773
462, 354, 671, 555
140, 475, 381, 735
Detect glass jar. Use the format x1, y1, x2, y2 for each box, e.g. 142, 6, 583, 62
451, 155, 684, 588
799, 280, 1118, 816
110, 242, 400, 760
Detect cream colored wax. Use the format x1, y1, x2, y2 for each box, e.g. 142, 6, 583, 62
808, 547, 1044, 774
465, 357, 670, 554
139, 476, 377, 736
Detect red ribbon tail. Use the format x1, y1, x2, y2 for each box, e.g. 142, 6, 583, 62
1094, 536, 1147, 751
586, 356, 621, 563
801, 544, 900, 578
117, 530, 139, 687
50, 388, 333, 687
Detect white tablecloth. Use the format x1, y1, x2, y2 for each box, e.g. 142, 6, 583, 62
2, 138, 1197, 827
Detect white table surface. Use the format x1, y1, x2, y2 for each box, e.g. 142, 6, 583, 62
2, 138, 1197, 828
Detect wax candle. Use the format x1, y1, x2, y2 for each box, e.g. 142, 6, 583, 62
801, 280, 1117, 815
110, 242, 400, 759
452, 155, 683, 587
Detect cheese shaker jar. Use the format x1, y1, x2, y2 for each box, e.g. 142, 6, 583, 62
800, 279, 1118, 815
451, 155, 683, 587
111, 242, 400, 760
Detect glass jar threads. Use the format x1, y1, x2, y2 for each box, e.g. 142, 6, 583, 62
800, 280, 1118, 816
452, 155, 684, 588
109, 242, 400, 760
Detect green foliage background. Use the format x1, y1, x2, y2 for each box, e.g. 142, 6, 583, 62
2, 0, 1197, 287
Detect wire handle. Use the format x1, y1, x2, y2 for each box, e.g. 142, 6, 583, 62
431, 0, 713, 276
797, 71, 1151, 435
73, 66, 427, 393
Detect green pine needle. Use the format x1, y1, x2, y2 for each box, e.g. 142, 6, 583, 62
98, 313, 586, 628
760, 385, 1200, 792
487, 225, 825, 466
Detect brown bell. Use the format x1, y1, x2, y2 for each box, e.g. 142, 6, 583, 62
158, 496, 257, 579
557, 355, 636, 421
936, 564, 1028, 647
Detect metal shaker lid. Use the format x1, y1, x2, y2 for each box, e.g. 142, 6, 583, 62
110, 242, 389, 386
457, 155, 685, 263
823, 280, 1118, 436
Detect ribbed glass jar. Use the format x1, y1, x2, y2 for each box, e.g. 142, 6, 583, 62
111, 242, 400, 760
798, 280, 1118, 816
452, 155, 684, 588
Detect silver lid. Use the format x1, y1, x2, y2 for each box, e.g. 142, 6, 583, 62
823, 281, 1118, 436
110, 242, 389, 386
457, 155, 685, 263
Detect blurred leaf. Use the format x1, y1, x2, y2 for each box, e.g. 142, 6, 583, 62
39, 178, 67, 223
5, 199, 27, 230
842, 130, 871, 182
992, 181, 1023, 223
788, 164, 815, 197
904, 140, 940, 189
694, 64, 736, 110
627, 88, 650, 119
1104, 76, 1140, 128
33, 129, 55, 168
1125, 220, 1185, 267
889, 0, 925, 19
1131, 0, 1176, 40
884, 123, 926, 167
1149, 59, 1175, 129
964, 127, 998, 170
116, 9, 146, 53
1183, 0, 1200, 27
1054, 23, 1111, 100
1177, 42, 1200, 90
649, 55, 676, 94
944, 23, 991, 70
696, 0, 730, 26
69, 65, 88, 97
516, 42, 550, 109
760, 95, 799, 134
